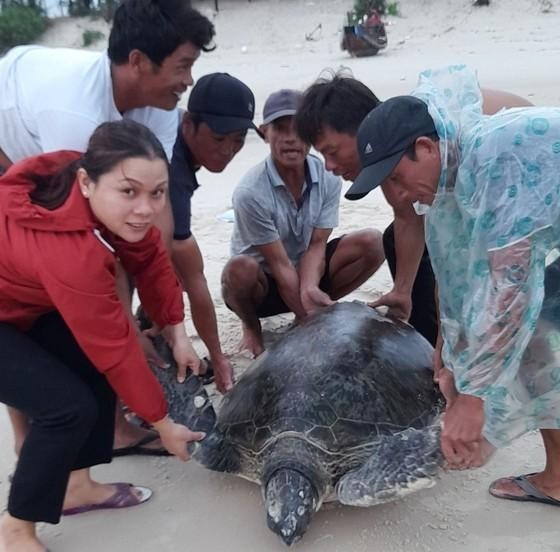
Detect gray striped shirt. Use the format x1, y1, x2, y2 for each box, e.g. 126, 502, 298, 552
231, 154, 341, 272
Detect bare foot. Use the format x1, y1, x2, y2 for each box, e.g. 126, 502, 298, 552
239, 325, 264, 358
113, 407, 163, 452
490, 471, 560, 501
0, 513, 46, 552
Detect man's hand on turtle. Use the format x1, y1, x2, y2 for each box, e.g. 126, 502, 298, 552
162, 323, 201, 383
368, 289, 412, 321
300, 286, 334, 316
210, 353, 234, 393
441, 393, 485, 470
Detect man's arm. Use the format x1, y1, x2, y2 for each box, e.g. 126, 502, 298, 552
154, 198, 174, 252
256, 241, 307, 319
172, 235, 233, 393
299, 227, 335, 314
371, 187, 424, 320
0, 147, 12, 171
480, 88, 533, 113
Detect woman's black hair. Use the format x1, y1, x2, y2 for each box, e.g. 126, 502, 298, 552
30, 119, 168, 209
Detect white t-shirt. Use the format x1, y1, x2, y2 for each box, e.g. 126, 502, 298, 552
0, 46, 178, 162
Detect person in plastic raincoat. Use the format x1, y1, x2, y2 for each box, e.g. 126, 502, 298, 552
348, 65, 560, 506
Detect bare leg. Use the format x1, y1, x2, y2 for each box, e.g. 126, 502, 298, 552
327, 230, 385, 299
113, 405, 162, 450
10, 403, 162, 457
489, 429, 560, 500
0, 513, 45, 552
222, 256, 267, 358
0, 469, 149, 552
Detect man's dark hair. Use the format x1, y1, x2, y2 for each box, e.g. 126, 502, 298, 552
295, 70, 381, 145
108, 0, 215, 66
185, 111, 203, 130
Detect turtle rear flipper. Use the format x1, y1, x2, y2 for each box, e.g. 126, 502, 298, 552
335, 425, 442, 507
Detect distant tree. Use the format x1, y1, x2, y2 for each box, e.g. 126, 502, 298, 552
0, 1, 47, 52
354, 0, 387, 18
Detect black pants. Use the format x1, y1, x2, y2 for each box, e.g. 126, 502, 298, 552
382, 222, 438, 346
0, 312, 116, 523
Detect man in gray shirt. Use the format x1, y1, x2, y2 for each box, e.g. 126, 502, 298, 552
222, 89, 384, 356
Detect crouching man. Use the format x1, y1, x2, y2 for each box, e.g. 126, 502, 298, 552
222, 89, 384, 357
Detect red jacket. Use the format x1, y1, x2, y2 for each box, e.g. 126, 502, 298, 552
0, 151, 185, 423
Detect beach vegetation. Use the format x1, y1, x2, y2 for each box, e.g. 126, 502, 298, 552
0, 1, 47, 52
82, 27, 103, 45
347, 0, 398, 24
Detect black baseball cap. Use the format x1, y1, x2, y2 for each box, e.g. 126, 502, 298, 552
345, 96, 437, 200
187, 72, 257, 134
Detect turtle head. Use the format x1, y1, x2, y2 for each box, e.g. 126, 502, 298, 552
264, 468, 319, 546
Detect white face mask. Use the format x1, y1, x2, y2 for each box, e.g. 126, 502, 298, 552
412, 201, 431, 216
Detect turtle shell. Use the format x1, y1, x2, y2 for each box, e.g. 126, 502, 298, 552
216, 302, 440, 458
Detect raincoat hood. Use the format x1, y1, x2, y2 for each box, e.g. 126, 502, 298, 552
413, 64, 484, 198
0, 150, 95, 232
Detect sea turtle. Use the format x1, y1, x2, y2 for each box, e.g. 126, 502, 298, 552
148, 301, 443, 545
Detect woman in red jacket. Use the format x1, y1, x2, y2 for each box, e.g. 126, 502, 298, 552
0, 120, 204, 552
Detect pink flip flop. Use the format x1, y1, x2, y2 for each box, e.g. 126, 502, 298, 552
62, 483, 152, 516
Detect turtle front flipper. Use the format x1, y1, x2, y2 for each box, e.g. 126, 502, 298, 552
335, 424, 442, 507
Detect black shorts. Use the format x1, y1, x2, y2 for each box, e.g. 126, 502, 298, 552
256, 237, 341, 318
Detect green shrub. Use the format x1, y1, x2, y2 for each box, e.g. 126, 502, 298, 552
82, 28, 104, 46
0, 4, 47, 53
386, 2, 399, 16
347, 0, 399, 24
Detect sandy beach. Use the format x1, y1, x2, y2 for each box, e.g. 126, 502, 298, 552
2, 0, 560, 549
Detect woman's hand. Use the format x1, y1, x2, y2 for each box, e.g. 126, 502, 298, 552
152, 416, 205, 461
162, 323, 201, 382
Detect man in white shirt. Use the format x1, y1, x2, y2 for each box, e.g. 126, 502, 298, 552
0, 0, 214, 168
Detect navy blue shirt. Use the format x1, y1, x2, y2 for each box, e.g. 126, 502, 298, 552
169, 129, 199, 241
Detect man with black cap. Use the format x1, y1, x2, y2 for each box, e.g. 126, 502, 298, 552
222, 89, 384, 357
167, 72, 258, 392
296, 72, 532, 347
352, 65, 560, 509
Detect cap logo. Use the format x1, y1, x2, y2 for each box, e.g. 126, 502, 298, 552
364, 143, 373, 154
248, 102, 253, 113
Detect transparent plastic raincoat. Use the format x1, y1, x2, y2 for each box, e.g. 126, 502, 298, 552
413, 65, 560, 446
